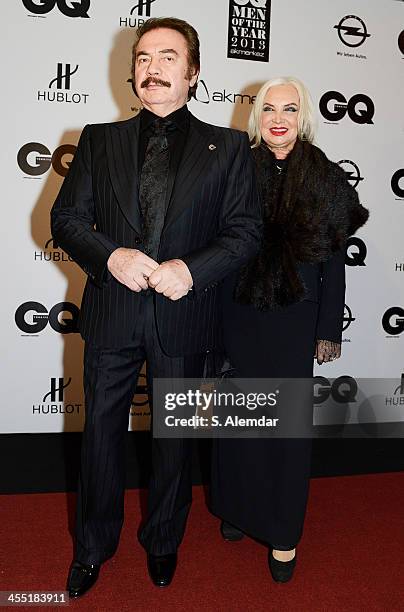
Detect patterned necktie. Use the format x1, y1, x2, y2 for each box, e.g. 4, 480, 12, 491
139, 118, 172, 260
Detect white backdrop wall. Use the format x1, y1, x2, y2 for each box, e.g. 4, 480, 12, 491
2, 0, 403, 433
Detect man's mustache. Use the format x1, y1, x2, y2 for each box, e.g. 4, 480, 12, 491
141, 77, 171, 89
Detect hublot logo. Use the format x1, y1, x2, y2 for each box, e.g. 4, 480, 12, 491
37, 62, 89, 105
34, 237, 73, 263
33, 377, 83, 416
119, 0, 158, 28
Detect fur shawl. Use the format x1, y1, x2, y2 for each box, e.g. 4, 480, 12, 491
234, 139, 369, 310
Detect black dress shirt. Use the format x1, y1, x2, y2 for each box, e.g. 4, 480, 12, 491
138, 104, 190, 214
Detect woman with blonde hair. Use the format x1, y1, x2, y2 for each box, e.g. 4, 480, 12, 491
211, 76, 368, 582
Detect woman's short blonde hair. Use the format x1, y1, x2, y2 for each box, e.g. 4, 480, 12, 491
248, 76, 316, 147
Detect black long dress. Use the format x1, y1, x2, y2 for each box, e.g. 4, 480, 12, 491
210, 144, 368, 549
211, 283, 319, 548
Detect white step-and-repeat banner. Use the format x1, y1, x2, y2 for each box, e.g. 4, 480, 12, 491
2, 0, 403, 433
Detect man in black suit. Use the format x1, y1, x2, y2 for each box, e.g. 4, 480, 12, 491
51, 17, 261, 597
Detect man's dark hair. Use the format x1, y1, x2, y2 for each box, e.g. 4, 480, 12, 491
132, 17, 200, 100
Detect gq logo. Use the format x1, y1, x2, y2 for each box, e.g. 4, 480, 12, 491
15, 301, 80, 334
382, 307, 404, 336
314, 376, 358, 405
391, 169, 404, 199
345, 237, 367, 267
17, 142, 76, 177
22, 0, 90, 17
399, 31, 404, 56
319, 91, 374, 124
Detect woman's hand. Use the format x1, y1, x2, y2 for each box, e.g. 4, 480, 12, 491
315, 340, 341, 365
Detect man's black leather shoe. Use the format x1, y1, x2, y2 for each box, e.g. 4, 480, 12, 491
220, 520, 245, 542
67, 560, 100, 598
147, 553, 177, 587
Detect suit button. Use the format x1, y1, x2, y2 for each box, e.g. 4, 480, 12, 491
134, 237, 141, 245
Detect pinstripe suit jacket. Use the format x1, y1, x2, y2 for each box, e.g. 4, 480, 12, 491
51, 111, 262, 355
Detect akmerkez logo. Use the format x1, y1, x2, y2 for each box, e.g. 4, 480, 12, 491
227, 0, 271, 62
127, 77, 257, 109
15, 301, 80, 335
37, 63, 89, 104
313, 376, 358, 405
194, 79, 255, 105
22, 0, 90, 18
120, 0, 158, 27
319, 91, 374, 124
17, 142, 76, 177
345, 237, 367, 267
382, 307, 404, 337
334, 15, 370, 48
343, 304, 355, 332
391, 169, 404, 199
338, 159, 364, 189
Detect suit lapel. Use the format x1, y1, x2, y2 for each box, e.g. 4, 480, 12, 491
163, 114, 215, 232
106, 115, 142, 234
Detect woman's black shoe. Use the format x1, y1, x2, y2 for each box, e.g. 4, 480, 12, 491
268, 550, 296, 583
220, 521, 244, 541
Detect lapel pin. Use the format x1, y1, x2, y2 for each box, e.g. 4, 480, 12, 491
208, 144, 216, 151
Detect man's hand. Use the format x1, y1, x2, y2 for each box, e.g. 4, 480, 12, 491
107, 247, 159, 292
148, 259, 193, 300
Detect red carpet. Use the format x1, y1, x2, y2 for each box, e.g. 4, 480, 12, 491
1, 473, 403, 611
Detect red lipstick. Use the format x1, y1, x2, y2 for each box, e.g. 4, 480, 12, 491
269, 127, 288, 136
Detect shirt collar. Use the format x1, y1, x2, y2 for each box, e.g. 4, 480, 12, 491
140, 104, 189, 133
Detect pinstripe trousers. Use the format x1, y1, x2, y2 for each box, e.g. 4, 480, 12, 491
75, 293, 205, 564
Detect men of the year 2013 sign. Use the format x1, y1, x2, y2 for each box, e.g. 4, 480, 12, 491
227, 0, 271, 62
